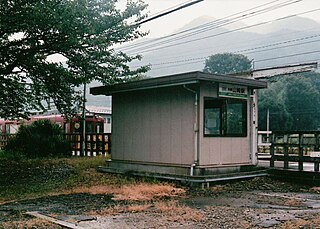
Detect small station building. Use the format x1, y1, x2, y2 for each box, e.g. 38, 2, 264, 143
91, 71, 267, 181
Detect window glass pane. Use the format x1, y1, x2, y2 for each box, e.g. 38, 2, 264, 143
225, 102, 245, 135
204, 98, 247, 137
204, 107, 221, 135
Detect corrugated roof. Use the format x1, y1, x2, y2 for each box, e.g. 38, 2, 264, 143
90, 71, 267, 96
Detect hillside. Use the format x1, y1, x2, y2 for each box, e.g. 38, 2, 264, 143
87, 15, 320, 106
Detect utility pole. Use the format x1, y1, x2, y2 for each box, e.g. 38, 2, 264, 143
80, 83, 86, 157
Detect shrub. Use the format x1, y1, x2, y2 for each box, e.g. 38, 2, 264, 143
4, 119, 70, 158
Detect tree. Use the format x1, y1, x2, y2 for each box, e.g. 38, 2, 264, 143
203, 53, 252, 75
0, 0, 149, 119
258, 77, 291, 131
258, 73, 320, 131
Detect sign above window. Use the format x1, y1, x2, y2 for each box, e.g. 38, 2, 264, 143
218, 83, 248, 99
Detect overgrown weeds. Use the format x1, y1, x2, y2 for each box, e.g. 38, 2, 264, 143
0, 157, 185, 204
0, 157, 114, 202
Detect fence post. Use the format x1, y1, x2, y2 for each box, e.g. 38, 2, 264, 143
315, 133, 320, 152
270, 133, 275, 168
315, 158, 320, 172
90, 134, 94, 157
107, 134, 111, 155
284, 145, 289, 169
298, 133, 303, 171
314, 133, 320, 172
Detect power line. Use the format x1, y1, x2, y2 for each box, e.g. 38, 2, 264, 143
254, 50, 320, 63
136, 0, 204, 26
150, 49, 320, 71
120, 0, 298, 51
146, 0, 195, 19
143, 27, 320, 62
123, 0, 303, 53
129, 7, 320, 54
131, 33, 320, 69
236, 34, 320, 54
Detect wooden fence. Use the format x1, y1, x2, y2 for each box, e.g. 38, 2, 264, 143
258, 131, 320, 172
0, 133, 111, 157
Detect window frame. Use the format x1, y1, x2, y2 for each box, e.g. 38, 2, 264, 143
203, 97, 248, 137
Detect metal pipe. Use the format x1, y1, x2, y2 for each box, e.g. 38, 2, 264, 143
183, 85, 199, 166
190, 163, 196, 176
183, 85, 198, 164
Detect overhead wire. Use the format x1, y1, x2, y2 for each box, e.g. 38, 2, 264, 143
130, 32, 320, 70
145, 27, 320, 62
129, 7, 320, 54
254, 50, 320, 63
121, 0, 303, 53
119, 0, 297, 51
149, 50, 320, 71
136, 0, 204, 26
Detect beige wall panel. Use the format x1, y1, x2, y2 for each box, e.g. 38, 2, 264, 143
180, 90, 195, 164
159, 89, 172, 163
220, 138, 233, 164
123, 94, 135, 161
209, 138, 221, 165
112, 95, 124, 160
149, 92, 161, 162
231, 138, 249, 164
170, 91, 182, 164
199, 83, 252, 166
111, 86, 194, 165
241, 138, 251, 163
133, 92, 146, 161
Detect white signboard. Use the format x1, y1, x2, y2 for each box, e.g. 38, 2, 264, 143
219, 83, 248, 99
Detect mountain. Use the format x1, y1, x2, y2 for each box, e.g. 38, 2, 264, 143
87, 16, 320, 106
135, 15, 320, 76
247, 16, 320, 34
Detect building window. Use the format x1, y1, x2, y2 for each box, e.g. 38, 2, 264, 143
204, 98, 247, 137
107, 117, 111, 124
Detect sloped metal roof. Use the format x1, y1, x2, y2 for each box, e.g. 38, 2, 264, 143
90, 71, 267, 96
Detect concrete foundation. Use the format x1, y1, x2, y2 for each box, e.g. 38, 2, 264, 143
99, 160, 269, 184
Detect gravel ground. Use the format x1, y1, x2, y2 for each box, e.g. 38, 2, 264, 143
2, 177, 320, 228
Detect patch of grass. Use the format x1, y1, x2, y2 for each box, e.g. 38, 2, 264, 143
111, 184, 186, 201
154, 200, 204, 222
89, 203, 153, 216
0, 157, 128, 202
0, 157, 185, 204
0, 150, 25, 160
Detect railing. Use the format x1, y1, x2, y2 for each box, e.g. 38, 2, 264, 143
0, 133, 111, 157
258, 131, 320, 172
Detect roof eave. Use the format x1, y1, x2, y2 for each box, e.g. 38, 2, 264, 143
90, 71, 267, 96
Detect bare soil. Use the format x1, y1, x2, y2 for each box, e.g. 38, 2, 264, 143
2, 158, 320, 228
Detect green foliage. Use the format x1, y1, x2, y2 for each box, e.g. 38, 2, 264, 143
4, 119, 69, 158
258, 72, 320, 131
0, 0, 149, 119
203, 53, 252, 75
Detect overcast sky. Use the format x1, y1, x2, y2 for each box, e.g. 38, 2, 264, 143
135, 0, 320, 38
